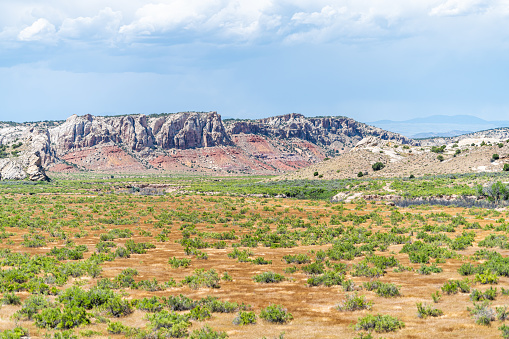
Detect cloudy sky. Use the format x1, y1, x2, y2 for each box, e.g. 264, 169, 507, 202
1, 0, 508, 123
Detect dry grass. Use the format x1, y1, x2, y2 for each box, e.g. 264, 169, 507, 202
0, 194, 508, 338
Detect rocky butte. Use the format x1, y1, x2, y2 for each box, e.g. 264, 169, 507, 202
0, 112, 416, 180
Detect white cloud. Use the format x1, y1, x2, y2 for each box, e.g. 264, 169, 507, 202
1, 0, 506, 47
18, 18, 56, 42
429, 0, 490, 17
292, 5, 347, 26
119, 1, 220, 36
118, 0, 279, 41
58, 7, 122, 40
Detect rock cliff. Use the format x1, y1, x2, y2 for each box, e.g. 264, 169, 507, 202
225, 113, 416, 148
0, 112, 418, 178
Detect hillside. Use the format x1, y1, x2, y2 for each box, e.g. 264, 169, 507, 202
0, 112, 415, 179
281, 135, 509, 180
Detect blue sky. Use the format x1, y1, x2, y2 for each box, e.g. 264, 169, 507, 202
0, 0, 508, 123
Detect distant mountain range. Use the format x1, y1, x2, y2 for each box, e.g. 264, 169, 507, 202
366, 115, 509, 138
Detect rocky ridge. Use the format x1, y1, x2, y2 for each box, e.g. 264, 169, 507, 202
0, 112, 416, 179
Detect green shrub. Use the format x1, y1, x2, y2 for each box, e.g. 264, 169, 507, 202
105, 297, 133, 317
0, 327, 29, 339
500, 324, 509, 338
475, 271, 499, 284
282, 254, 310, 264
183, 269, 220, 289
233, 311, 257, 325
357, 172, 364, 178
189, 325, 228, 339
337, 293, 373, 311
372, 162, 385, 171
260, 304, 293, 324
169, 257, 192, 268
416, 263, 443, 275
14, 295, 51, 320
355, 314, 405, 333
497, 306, 509, 321
363, 281, 400, 297
493, 154, 500, 160
307, 271, 344, 287
137, 296, 164, 312
253, 272, 285, 284
146, 310, 191, 337
107, 321, 129, 334
416, 302, 443, 318
252, 257, 272, 265
431, 291, 442, 303
301, 262, 325, 275
34, 306, 90, 329
437, 155, 444, 162
189, 305, 212, 321
351, 263, 384, 278
458, 263, 476, 276
431, 145, 446, 153
470, 287, 497, 302
504, 164, 509, 172
468, 301, 495, 326
2, 292, 21, 305
441, 279, 470, 294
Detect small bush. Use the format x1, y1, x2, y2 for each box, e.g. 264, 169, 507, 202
416, 302, 443, 318
307, 271, 344, 287
253, 272, 285, 284
260, 304, 293, 324
233, 311, 257, 325
500, 324, 509, 338
372, 162, 385, 171
337, 293, 373, 311
437, 155, 444, 162
107, 321, 129, 334
493, 154, 500, 160
498, 306, 509, 321
470, 287, 497, 302
105, 297, 133, 317
475, 271, 499, 284
431, 291, 442, 303
283, 254, 310, 264
441, 279, 470, 294
169, 257, 191, 268
416, 263, 443, 275
2, 292, 21, 305
189, 325, 228, 339
355, 314, 405, 333
504, 164, 509, 172
357, 172, 364, 178
0, 327, 29, 339
468, 301, 495, 326
363, 281, 400, 297
189, 305, 212, 321
301, 262, 325, 275
183, 269, 220, 289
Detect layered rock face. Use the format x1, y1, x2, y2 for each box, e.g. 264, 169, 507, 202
50, 112, 231, 153
0, 112, 417, 179
225, 113, 416, 147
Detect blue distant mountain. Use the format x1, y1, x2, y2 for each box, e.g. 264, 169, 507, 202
365, 115, 509, 138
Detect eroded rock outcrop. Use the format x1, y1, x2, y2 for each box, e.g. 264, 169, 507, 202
0, 151, 48, 181
225, 113, 417, 149
0, 111, 418, 179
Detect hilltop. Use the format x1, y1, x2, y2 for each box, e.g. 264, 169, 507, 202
281, 134, 509, 181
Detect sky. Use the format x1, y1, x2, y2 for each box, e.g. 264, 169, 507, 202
1, 0, 509, 123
